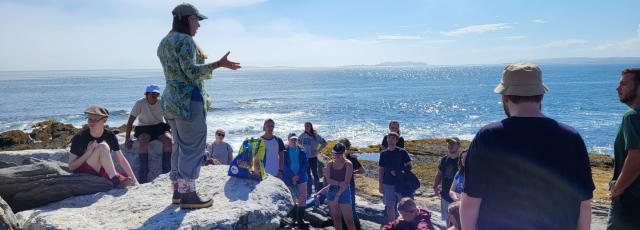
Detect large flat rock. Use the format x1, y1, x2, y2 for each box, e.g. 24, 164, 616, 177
17, 165, 293, 230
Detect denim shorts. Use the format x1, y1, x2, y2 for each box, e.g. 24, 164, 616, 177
326, 185, 352, 204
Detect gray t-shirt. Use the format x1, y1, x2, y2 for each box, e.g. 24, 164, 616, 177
298, 132, 327, 158
206, 142, 234, 165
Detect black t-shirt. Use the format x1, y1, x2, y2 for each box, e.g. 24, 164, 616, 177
378, 147, 411, 185
346, 154, 362, 190
381, 135, 405, 150
438, 155, 459, 202
464, 117, 595, 230
70, 128, 120, 157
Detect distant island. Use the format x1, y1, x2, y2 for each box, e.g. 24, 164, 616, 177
531, 57, 640, 65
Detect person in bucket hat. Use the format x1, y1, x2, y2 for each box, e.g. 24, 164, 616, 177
460, 63, 594, 230
69, 105, 138, 189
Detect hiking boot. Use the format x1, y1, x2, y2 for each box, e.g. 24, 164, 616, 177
296, 207, 310, 229
180, 192, 213, 209
172, 190, 181, 204
120, 177, 136, 188
110, 176, 121, 188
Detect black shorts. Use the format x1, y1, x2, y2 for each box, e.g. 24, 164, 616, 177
134, 122, 171, 141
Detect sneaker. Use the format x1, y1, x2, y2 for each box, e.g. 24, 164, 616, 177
172, 190, 181, 204
120, 177, 136, 188
180, 192, 213, 209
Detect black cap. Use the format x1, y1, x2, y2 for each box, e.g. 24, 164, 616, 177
332, 143, 346, 154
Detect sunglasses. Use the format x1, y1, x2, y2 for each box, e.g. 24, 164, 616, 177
216, 133, 225, 137
87, 116, 105, 123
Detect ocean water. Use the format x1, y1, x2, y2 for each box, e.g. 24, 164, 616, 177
0, 64, 631, 155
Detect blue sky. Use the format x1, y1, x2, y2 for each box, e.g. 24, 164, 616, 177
0, 0, 638, 70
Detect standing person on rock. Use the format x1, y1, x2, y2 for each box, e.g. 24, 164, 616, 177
608, 68, 640, 230
378, 132, 412, 223
449, 150, 467, 202
324, 143, 356, 230
380, 121, 405, 151
298, 122, 328, 195
262, 119, 285, 178
158, 3, 241, 209
339, 138, 365, 230
461, 63, 594, 230
124, 84, 173, 184
282, 133, 310, 228
433, 137, 460, 223
69, 106, 138, 189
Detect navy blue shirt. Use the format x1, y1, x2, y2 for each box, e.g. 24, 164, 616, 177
464, 117, 594, 230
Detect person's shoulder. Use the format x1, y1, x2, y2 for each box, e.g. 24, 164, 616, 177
103, 129, 117, 137
624, 108, 640, 120
135, 97, 146, 104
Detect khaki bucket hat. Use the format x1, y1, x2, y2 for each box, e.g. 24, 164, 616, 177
494, 63, 549, 96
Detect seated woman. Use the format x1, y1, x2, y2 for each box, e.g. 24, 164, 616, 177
324, 143, 356, 230
68, 106, 138, 188
282, 133, 309, 228
205, 129, 234, 165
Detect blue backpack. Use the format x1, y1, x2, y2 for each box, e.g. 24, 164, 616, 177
228, 137, 267, 180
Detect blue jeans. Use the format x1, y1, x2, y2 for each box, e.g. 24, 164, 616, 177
326, 185, 352, 204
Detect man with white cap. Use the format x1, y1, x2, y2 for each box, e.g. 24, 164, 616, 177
460, 63, 594, 230
124, 84, 173, 184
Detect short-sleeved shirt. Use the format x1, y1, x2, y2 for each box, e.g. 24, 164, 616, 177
262, 135, 285, 176
346, 154, 363, 190
70, 129, 120, 157
130, 97, 165, 126
438, 155, 459, 202
381, 135, 405, 150
453, 171, 464, 194
378, 147, 411, 185
298, 132, 327, 158
464, 117, 595, 230
207, 142, 234, 165
612, 107, 640, 194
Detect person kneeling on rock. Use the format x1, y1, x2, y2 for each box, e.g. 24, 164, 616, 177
380, 197, 435, 230
69, 105, 139, 189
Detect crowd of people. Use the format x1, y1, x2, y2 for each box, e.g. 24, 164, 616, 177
65, 2, 640, 230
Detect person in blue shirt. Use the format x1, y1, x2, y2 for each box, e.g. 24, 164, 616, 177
283, 133, 309, 228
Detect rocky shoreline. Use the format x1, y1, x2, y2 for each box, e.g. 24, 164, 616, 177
0, 121, 615, 229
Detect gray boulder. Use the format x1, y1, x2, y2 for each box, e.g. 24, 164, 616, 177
0, 161, 113, 212
0, 149, 69, 166
0, 196, 20, 230
118, 140, 165, 183
17, 165, 293, 230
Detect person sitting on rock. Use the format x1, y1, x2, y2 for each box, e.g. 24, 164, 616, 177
380, 197, 435, 230
124, 84, 173, 183
204, 129, 233, 165
69, 105, 139, 188
282, 133, 310, 228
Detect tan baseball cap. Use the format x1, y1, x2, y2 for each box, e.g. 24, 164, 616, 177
494, 63, 549, 96
172, 3, 207, 20
84, 105, 109, 117
446, 137, 460, 144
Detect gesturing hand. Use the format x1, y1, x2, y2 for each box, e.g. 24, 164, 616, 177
217, 51, 241, 70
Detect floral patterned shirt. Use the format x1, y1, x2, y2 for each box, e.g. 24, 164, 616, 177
157, 31, 213, 119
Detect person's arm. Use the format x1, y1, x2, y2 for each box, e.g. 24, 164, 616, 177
300, 150, 309, 176
176, 38, 240, 81
337, 163, 353, 197
378, 166, 385, 194
433, 170, 442, 195
611, 149, 640, 198
460, 193, 482, 230
354, 165, 365, 175
449, 180, 460, 201
114, 150, 139, 185
577, 199, 591, 230
227, 144, 234, 164
124, 115, 136, 149
68, 141, 98, 170
317, 135, 327, 152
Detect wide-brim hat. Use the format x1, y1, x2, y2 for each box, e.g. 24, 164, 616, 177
84, 105, 109, 117
494, 63, 549, 96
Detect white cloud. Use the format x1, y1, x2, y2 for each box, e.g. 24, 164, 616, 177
532, 19, 547, 24
441, 23, 512, 36
377, 35, 422, 40
499, 35, 527, 40
545, 39, 588, 47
